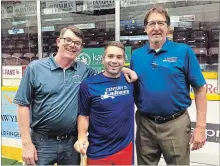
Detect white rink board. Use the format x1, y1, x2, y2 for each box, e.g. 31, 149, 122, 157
134, 101, 220, 166
2, 102, 219, 165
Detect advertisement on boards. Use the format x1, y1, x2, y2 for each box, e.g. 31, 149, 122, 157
1, 91, 20, 139
2, 66, 23, 79
191, 122, 220, 143
191, 79, 218, 94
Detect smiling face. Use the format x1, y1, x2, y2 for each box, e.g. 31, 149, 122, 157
56, 29, 83, 61
102, 46, 125, 78
145, 12, 168, 46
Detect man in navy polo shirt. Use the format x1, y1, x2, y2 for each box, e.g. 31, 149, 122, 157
131, 7, 207, 165
75, 41, 134, 165
13, 26, 137, 165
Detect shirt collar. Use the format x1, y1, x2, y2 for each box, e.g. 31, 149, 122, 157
146, 38, 170, 54
49, 56, 77, 71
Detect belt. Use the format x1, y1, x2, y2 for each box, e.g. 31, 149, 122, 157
141, 110, 186, 124
32, 131, 74, 141
48, 134, 72, 141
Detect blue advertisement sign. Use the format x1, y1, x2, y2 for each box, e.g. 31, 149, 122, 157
1, 91, 20, 139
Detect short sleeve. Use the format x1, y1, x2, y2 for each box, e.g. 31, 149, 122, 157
85, 66, 98, 78
13, 66, 35, 106
184, 46, 206, 88
78, 81, 91, 116
130, 51, 135, 70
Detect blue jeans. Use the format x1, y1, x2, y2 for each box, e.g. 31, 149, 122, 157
31, 131, 80, 165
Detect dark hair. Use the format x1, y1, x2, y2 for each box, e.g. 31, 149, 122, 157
104, 41, 125, 51
104, 41, 125, 58
59, 25, 84, 42
144, 6, 170, 26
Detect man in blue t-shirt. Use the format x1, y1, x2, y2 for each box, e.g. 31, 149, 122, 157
131, 7, 207, 165
75, 41, 134, 165
13, 26, 137, 165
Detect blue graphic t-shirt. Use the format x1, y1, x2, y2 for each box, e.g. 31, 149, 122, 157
78, 73, 134, 159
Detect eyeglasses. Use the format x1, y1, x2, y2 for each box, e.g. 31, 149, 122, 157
60, 37, 82, 47
147, 21, 167, 28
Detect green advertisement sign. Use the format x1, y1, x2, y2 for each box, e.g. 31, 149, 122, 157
77, 46, 131, 72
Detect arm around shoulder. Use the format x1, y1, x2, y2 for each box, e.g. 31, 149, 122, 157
122, 67, 138, 83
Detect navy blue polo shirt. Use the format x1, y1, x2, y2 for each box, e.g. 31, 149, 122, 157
131, 39, 206, 116
13, 56, 96, 136
78, 73, 134, 159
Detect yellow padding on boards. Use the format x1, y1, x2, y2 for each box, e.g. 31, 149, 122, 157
1, 86, 18, 91
2, 87, 220, 100
2, 70, 220, 102
1, 146, 22, 162
2, 146, 86, 166
190, 93, 220, 101
202, 72, 218, 79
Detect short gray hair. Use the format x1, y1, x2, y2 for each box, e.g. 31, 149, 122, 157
59, 25, 84, 42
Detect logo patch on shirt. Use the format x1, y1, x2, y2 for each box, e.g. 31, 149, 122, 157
72, 75, 81, 83
163, 57, 177, 62
101, 86, 130, 100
